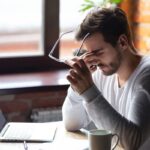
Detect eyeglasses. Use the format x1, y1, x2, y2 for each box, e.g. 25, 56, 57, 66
48, 30, 90, 63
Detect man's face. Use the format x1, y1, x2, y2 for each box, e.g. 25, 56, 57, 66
83, 32, 123, 75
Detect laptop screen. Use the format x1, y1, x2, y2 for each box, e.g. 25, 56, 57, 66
0, 110, 7, 131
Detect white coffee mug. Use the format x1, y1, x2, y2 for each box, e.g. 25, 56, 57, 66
88, 129, 119, 150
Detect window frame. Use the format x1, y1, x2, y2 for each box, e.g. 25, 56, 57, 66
0, 0, 66, 74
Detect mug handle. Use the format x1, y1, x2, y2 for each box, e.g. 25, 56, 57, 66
111, 134, 119, 150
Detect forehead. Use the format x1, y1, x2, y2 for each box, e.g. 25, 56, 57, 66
83, 32, 106, 50
85, 32, 105, 43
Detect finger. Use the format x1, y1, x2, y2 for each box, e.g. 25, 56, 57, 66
72, 59, 90, 76
72, 57, 80, 62
64, 59, 74, 67
82, 52, 97, 59
69, 69, 82, 80
73, 59, 91, 79
83, 53, 99, 62
64, 57, 80, 67
79, 59, 90, 73
84, 57, 98, 65
82, 57, 98, 69
66, 74, 77, 85
89, 65, 97, 72
72, 61, 82, 73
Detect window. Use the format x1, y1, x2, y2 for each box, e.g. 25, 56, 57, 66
59, 0, 87, 60
0, 0, 61, 73
0, 0, 42, 58
0, 0, 89, 73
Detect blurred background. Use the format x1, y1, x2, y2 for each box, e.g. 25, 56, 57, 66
1, 0, 149, 60
0, 0, 86, 59
0, 0, 150, 122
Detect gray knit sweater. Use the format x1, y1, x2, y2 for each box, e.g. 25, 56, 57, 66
62, 56, 150, 150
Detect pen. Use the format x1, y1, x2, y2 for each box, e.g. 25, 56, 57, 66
23, 141, 28, 150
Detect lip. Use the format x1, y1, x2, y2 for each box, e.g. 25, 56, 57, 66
98, 65, 107, 70
99, 67, 105, 70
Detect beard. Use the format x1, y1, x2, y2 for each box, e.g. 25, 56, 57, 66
98, 50, 122, 76
98, 63, 118, 75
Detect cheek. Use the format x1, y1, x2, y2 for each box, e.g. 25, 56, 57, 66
100, 51, 120, 65
97, 53, 113, 63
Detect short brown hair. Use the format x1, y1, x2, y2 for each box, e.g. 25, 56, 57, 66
75, 7, 132, 47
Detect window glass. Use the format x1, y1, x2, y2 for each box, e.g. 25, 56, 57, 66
59, 0, 87, 60
0, 0, 59, 73
0, 0, 42, 58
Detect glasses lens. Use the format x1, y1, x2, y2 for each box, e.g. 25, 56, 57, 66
59, 31, 86, 60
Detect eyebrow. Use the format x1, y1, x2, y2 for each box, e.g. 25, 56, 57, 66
91, 48, 103, 54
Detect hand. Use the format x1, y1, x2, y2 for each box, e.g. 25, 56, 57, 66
65, 53, 98, 73
64, 56, 80, 67
66, 59, 94, 94
82, 52, 99, 73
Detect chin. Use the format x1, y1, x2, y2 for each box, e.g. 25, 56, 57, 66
100, 68, 116, 76
102, 71, 113, 76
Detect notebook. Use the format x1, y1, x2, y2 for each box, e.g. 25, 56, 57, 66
0, 111, 57, 142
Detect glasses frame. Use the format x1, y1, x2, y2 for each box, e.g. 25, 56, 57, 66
48, 31, 90, 63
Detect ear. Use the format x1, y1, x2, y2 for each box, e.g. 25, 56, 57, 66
117, 34, 128, 50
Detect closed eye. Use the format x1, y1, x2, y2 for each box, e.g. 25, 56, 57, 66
92, 48, 104, 55
92, 48, 103, 54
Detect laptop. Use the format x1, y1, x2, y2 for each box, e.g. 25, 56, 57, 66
0, 111, 57, 142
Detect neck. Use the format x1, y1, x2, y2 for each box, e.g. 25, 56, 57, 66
117, 48, 142, 87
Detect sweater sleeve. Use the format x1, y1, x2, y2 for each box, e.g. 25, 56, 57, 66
81, 84, 150, 150
62, 86, 91, 131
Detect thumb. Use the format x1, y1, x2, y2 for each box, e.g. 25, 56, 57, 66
64, 57, 79, 67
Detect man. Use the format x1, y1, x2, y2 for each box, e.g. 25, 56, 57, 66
62, 7, 150, 150
139, 137, 150, 150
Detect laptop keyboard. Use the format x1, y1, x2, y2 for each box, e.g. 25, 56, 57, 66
3, 125, 34, 139
0, 122, 57, 141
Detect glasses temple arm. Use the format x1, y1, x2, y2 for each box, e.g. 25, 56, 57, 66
49, 30, 74, 56
75, 33, 90, 56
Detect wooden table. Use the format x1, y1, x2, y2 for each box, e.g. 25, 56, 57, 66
0, 121, 123, 150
